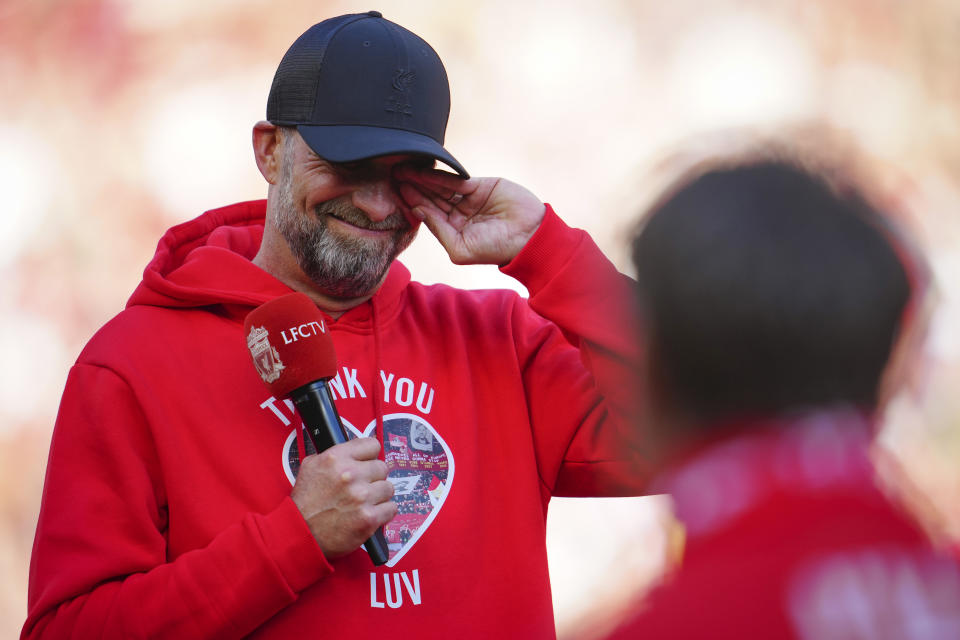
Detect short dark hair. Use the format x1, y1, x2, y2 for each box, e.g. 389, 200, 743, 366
632, 160, 914, 422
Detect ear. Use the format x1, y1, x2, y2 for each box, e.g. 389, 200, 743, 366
253, 121, 282, 185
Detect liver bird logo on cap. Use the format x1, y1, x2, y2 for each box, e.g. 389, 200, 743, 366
392, 69, 416, 91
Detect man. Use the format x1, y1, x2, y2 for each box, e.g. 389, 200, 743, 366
23, 11, 643, 639
605, 158, 960, 638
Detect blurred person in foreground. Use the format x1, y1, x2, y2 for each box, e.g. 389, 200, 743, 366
22, 11, 644, 639
605, 158, 960, 638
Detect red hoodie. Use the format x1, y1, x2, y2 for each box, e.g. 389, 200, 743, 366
24, 201, 647, 639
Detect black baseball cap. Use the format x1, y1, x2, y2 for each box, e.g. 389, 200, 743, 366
267, 11, 468, 178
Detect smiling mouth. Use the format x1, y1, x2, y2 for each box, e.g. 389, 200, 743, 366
325, 214, 406, 239
318, 203, 409, 232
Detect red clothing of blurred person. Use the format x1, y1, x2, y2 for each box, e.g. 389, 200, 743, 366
606, 411, 960, 639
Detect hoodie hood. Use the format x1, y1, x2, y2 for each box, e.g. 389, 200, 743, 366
127, 200, 411, 329
126, 199, 414, 468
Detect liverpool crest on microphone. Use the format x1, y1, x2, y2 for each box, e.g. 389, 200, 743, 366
246, 326, 285, 384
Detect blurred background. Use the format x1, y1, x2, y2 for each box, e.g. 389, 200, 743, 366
2, 0, 959, 637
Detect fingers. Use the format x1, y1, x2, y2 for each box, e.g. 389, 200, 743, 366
323, 438, 389, 483
368, 499, 399, 527
368, 478, 397, 505
354, 497, 398, 541
394, 164, 470, 193
343, 436, 383, 461
397, 181, 464, 222
418, 205, 463, 254
397, 182, 430, 215
395, 166, 477, 212
397, 178, 475, 229
291, 438, 398, 558
396, 182, 461, 242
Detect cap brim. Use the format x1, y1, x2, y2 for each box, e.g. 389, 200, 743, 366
297, 124, 469, 178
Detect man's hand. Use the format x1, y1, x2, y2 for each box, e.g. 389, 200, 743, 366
291, 437, 396, 559
394, 165, 546, 266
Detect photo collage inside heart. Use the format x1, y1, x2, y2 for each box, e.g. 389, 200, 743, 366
284, 412, 454, 567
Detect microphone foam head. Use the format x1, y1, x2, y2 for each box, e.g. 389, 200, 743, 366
243, 292, 337, 398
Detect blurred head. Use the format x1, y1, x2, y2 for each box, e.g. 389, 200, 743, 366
632, 159, 919, 433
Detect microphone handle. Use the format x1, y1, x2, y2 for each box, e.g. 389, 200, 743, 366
292, 380, 390, 567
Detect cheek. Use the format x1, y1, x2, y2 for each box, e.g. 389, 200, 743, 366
294, 173, 348, 212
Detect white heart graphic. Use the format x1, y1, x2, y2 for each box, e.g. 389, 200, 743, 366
283, 412, 454, 567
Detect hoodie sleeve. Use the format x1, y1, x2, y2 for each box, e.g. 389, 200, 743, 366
22, 363, 332, 640
500, 205, 651, 496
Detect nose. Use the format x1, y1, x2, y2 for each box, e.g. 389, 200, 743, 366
351, 179, 400, 222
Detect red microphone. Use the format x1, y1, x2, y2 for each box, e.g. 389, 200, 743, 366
244, 292, 390, 566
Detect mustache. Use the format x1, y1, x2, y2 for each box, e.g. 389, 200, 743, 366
315, 199, 411, 232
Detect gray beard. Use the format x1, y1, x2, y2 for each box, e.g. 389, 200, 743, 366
273, 184, 416, 299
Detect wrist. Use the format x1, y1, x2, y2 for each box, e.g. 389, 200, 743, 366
500, 204, 584, 291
